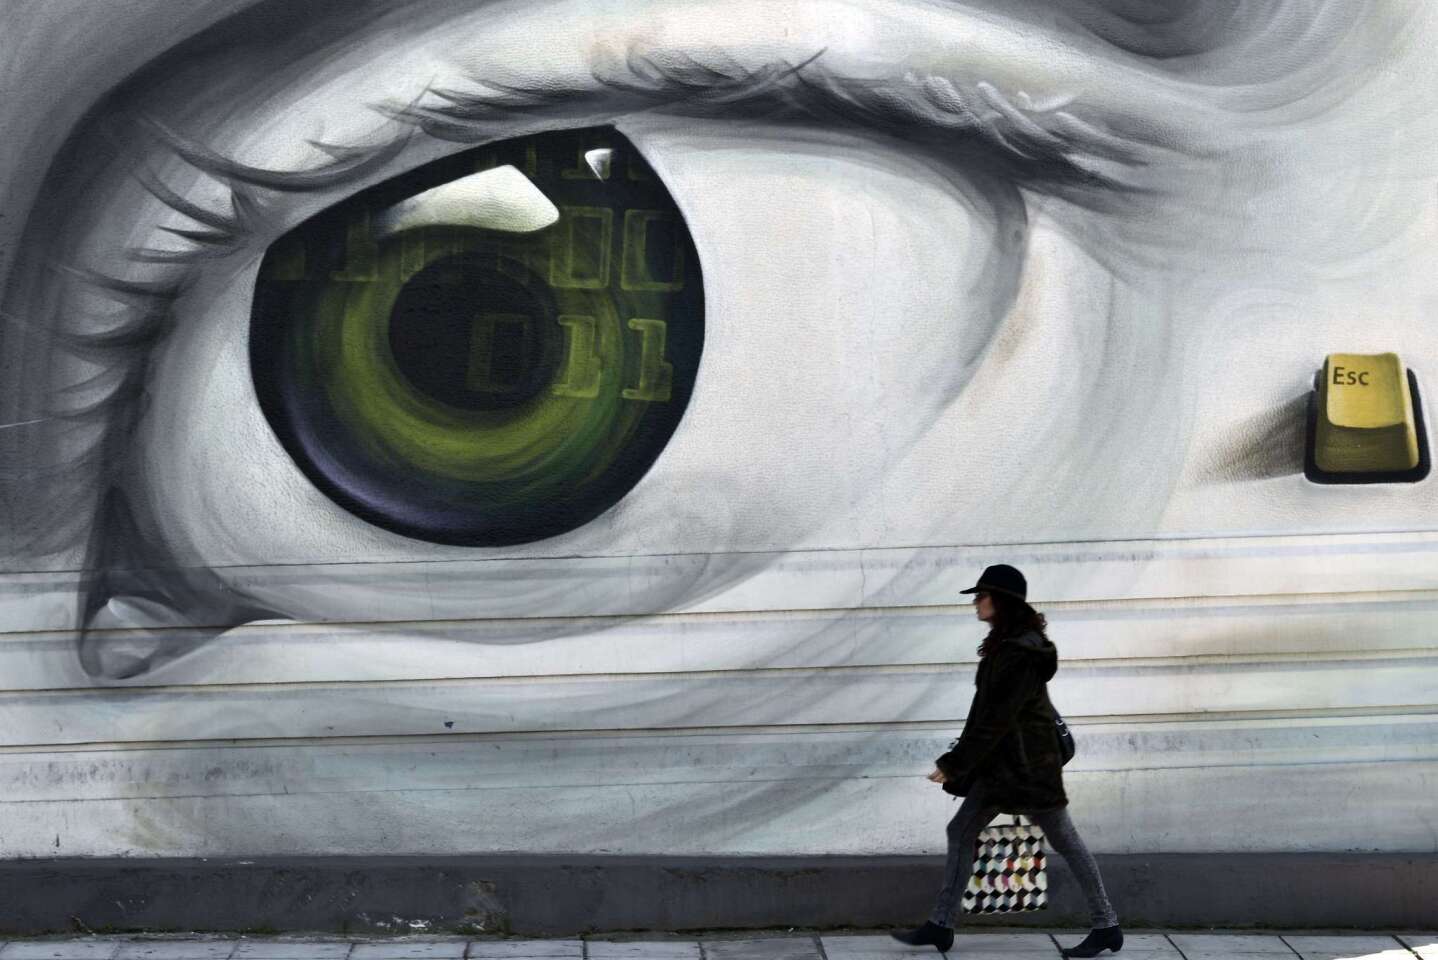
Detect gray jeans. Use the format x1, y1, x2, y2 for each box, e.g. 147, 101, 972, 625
929, 784, 1119, 929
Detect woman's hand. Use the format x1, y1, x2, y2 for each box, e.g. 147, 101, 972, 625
927, 768, 947, 784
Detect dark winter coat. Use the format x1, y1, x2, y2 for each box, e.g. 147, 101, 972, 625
934, 628, 1068, 812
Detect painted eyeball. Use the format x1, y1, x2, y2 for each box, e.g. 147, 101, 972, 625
249, 127, 704, 546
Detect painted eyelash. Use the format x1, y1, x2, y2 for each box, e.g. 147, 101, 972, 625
76, 46, 1162, 370
54, 269, 183, 350
123, 121, 413, 263
0, 266, 180, 487
141, 115, 414, 194
127, 46, 1163, 233
51, 115, 417, 363
113, 47, 1164, 276
389, 48, 1166, 193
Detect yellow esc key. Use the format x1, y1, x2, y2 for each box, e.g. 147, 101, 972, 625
1306, 353, 1429, 482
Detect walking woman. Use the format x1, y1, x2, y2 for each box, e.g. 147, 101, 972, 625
891, 564, 1123, 958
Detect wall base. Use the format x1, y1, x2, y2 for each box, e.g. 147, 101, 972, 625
0, 853, 1432, 936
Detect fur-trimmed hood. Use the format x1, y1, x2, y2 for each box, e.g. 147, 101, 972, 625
1003, 629, 1058, 682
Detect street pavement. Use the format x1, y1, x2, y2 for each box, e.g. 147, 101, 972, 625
0, 931, 1432, 960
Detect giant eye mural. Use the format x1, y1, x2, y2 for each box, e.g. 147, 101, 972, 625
250, 128, 704, 545
0, 0, 1435, 935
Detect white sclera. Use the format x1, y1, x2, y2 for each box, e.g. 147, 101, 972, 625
372, 164, 559, 238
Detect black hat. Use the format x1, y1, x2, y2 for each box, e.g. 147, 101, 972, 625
959, 564, 1027, 601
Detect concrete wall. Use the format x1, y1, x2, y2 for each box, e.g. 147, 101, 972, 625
0, 0, 1435, 925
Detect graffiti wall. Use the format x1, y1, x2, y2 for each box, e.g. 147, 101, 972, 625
1, 0, 1436, 861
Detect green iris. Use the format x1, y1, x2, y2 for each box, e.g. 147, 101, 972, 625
249, 127, 704, 545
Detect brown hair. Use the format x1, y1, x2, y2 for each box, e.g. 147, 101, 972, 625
977, 590, 1049, 657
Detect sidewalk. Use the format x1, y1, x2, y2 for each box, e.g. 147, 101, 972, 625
0, 930, 1432, 960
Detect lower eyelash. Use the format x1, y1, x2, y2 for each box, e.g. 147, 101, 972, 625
51, 267, 183, 348
0, 263, 181, 484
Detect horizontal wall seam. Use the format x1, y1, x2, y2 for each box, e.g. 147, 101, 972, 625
2, 755, 1437, 807
6, 589, 1438, 640
6, 525, 1438, 577
0, 703, 1432, 753
0, 649, 1433, 696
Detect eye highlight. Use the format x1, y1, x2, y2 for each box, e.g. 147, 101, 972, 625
248, 126, 704, 546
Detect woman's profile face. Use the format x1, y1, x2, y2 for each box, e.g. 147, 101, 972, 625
974, 592, 996, 622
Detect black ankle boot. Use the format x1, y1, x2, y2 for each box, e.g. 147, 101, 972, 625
1060, 925, 1123, 957
889, 921, 955, 955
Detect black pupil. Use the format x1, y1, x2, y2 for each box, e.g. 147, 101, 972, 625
386, 252, 561, 412
644, 217, 681, 281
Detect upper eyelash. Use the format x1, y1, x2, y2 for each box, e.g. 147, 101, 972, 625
141, 115, 414, 194
134, 46, 1166, 243
80, 47, 1161, 361
99, 47, 1164, 281
122, 125, 412, 264
391, 48, 1168, 193
113, 46, 1167, 275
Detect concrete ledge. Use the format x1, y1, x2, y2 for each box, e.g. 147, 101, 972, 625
0, 853, 1432, 936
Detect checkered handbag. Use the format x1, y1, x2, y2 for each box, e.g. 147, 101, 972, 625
961, 816, 1048, 914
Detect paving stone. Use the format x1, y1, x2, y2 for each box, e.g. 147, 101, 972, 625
1094, 934, 1179, 955
357, 944, 473, 959
944, 935, 1057, 953
465, 941, 584, 958
844, 952, 1059, 960
0, 943, 124, 959
1397, 934, 1438, 960
701, 938, 821, 960
1170, 934, 1294, 955
1043, 933, 1177, 956
115, 943, 237, 959
818, 936, 905, 957
1282, 935, 1412, 960
821, 935, 1059, 959
930, 955, 1058, 960
816, 936, 884, 950
230, 941, 355, 958
350, 943, 468, 959
824, 954, 1055, 960
585, 944, 702, 960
